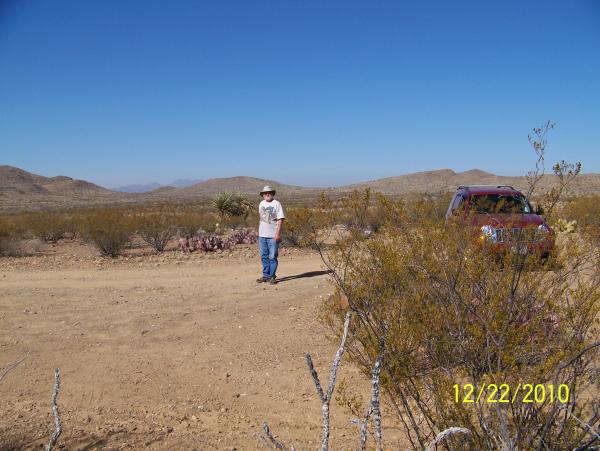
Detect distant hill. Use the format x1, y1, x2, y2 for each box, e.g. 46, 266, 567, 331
344, 169, 600, 197
169, 179, 203, 188
0, 166, 111, 195
173, 176, 312, 198
0, 165, 127, 211
113, 182, 163, 193
112, 179, 203, 193
2, 165, 600, 212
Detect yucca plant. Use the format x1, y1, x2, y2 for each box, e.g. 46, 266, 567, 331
212, 192, 251, 223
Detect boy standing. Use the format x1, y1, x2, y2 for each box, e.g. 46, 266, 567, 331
257, 185, 285, 284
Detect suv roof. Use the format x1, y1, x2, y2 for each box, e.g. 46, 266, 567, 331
456, 185, 521, 195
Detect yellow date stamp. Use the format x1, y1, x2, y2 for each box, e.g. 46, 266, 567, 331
454, 383, 571, 404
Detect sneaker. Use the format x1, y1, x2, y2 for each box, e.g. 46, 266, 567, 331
256, 277, 268, 283
269, 276, 277, 285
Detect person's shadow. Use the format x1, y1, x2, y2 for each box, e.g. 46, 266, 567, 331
276, 270, 332, 283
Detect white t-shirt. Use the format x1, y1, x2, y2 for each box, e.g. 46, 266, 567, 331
258, 199, 285, 238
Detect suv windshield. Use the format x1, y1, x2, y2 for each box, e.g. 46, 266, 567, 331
469, 194, 531, 214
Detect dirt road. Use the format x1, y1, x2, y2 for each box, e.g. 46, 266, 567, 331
0, 245, 381, 450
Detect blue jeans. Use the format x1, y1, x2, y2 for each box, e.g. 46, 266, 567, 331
259, 237, 279, 278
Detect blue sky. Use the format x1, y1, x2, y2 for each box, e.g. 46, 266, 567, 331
1, 0, 599, 188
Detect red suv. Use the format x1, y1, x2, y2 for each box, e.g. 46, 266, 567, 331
445, 185, 554, 258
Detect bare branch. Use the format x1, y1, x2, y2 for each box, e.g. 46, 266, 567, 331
326, 311, 352, 401
304, 311, 352, 451
371, 354, 384, 450
526, 120, 554, 199
425, 427, 471, 451
358, 406, 373, 451
0, 352, 29, 383
305, 354, 326, 403
570, 412, 600, 443
359, 348, 384, 451
261, 315, 351, 451
558, 342, 600, 372
45, 369, 62, 451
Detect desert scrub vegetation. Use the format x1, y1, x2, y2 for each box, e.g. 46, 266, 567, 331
22, 211, 72, 243
174, 211, 217, 238
311, 190, 599, 450
0, 214, 26, 256
281, 206, 322, 248
558, 195, 600, 245
133, 212, 175, 252
80, 208, 136, 257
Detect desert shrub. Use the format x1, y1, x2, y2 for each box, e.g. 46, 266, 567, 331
80, 209, 135, 257
337, 189, 386, 235
559, 196, 600, 245
224, 208, 258, 230
281, 207, 320, 247
24, 211, 70, 243
175, 212, 217, 238
0, 236, 22, 257
134, 213, 175, 252
62, 214, 80, 239
403, 191, 453, 225
0, 217, 24, 256
319, 200, 599, 450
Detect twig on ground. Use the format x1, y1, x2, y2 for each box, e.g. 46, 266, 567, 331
0, 352, 29, 383
262, 422, 285, 450
45, 369, 62, 451
259, 421, 296, 450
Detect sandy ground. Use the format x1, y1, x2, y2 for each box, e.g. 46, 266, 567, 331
0, 241, 390, 450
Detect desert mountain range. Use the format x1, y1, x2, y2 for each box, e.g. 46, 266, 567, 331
2, 165, 600, 212
113, 179, 204, 193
